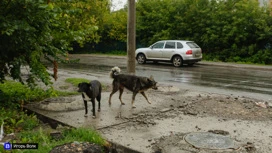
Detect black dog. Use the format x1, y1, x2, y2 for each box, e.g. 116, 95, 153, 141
77, 80, 102, 118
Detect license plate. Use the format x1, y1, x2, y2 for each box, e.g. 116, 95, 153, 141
195, 53, 201, 57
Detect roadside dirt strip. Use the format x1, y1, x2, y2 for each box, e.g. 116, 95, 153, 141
25, 68, 272, 153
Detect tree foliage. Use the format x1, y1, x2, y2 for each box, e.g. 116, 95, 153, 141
103, 9, 127, 42
136, 0, 272, 64
1, 0, 272, 90
0, 0, 109, 87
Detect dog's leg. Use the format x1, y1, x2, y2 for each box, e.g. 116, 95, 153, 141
97, 93, 101, 112
91, 99, 96, 118
108, 82, 119, 105
140, 92, 151, 104
84, 100, 88, 117
119, 86, 125, 105
131, 92, 138, 108
82, 93, 88, 117
109, 90, 118, 105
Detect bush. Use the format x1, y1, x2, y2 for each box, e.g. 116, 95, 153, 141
0, 108, 39, 134
249, 49, 272, 64
0, 81, 57, 108
0, 127, 106, 153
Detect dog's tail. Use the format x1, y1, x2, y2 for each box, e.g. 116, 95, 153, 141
109, 66, 121, 78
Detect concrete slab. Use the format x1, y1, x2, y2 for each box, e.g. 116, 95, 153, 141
25, 90, 164, 129
24, 71, 272, 153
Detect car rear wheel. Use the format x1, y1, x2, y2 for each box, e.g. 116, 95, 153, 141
172, 56, 183, 67
137, 54, 146, 64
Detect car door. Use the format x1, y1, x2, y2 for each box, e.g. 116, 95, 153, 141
146, 41, 165, 59
162, 41, 176, 59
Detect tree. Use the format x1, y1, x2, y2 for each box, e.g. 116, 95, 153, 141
136, 0, 272, 64
0, 0, 106, 87
136, 0, 174, 46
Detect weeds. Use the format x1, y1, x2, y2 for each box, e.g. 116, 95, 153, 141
0, 127, 105, 153
0, 81, 56, 108
0, 80, 106, 153
0, 108, 39, 134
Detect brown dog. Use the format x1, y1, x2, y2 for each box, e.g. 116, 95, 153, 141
108, 66, 158, 108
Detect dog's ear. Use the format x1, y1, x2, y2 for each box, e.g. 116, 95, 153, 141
78, 83, 81, 87
147, 75, 155, 82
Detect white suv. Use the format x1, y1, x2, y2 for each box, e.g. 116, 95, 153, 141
135, 40, 202, 67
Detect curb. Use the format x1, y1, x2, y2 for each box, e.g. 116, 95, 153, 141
23, 106, 142, 153
197, 61, 272, 70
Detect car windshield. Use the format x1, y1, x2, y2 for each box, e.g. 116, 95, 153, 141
186, 42, 200, 48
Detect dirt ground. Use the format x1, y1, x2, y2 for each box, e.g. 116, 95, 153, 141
98, 89, 272, 153
41, 67, 272, 153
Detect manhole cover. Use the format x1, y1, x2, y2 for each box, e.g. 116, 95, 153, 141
184, 132, 235, 150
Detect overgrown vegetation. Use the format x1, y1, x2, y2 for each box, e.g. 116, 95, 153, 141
0, 0, 109, 86
65, 78, 90, 86
0, 81, 76, 108
0, 81, 55, 108
2, 0, 271, 89
0, 80, 74, 134
0, 126, 106, 153
0, 80, 106, 152
65, 78, 109, 91
0, 108, 39, 134
136, 0, 272, 64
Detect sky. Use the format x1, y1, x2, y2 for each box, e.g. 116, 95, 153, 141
111, 0, 127, 11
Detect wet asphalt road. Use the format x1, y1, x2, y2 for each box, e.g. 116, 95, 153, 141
60, 54, 272, 101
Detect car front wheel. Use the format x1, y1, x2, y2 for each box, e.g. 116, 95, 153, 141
172, 56, 183, 67
136, 54, 146, 64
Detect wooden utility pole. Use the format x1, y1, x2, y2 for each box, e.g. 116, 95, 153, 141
127, 0, 136, 74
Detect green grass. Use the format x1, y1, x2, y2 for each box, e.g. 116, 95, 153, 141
97, 50, 127, 56
0, 81, 78, 108
0, 127, 106, 153
78, 50, 127, 56
65, 78, 109, 91
0, 81, 77, 134
0, 108, 39, 134
65, 78, 89, 86
0, 80, 107, 153
0, 81, 55, 107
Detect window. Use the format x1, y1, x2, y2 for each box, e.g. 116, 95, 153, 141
187, 42, 200, 48
177, 42, 183, 49
152, 42, 165, 49
165, 42, 175, 49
